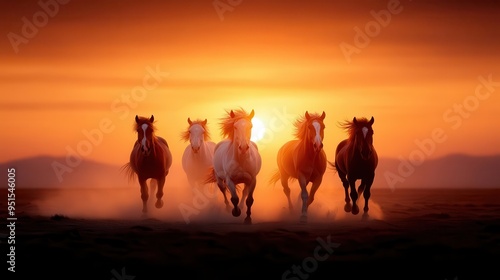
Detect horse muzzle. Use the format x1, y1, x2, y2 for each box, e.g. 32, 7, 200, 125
314, 142, 324, 153
238, 144, 250, 154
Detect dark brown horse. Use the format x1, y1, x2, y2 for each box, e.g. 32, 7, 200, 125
122, 115, 172, 214
331, 116, 378, 217
269, 111, 327, 223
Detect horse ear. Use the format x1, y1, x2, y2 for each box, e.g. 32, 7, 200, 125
353, 117, 358, 124
305, 111, 310, 120
188, 118, 192, 125
230, 110, 235, 118
203, 119, 208, 126
369, 116, 374, 125
321, 111, 326, 120
249, 109, 255, 119
150, 115, 154, 122
135, 115, 139, 123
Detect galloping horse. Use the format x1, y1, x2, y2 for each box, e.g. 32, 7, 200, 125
122, 115, 172, 214
331, 116, 378, 217
269, 111, 327, 223
181, 118, 216, 191
205, 108, 262, 224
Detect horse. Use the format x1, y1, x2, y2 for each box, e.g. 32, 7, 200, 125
269, 111, 327, 223
121, 115, 172, 214
330, 116, 378, 217
181, 118, 216, 191
205, 108, 262, 224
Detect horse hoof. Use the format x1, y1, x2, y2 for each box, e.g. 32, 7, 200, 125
362, 212, 369, 220
232, 208, 241, 217
352, 205, 359, 215
299, 215, 308, 224
244, 217, 252, 225
155, 200, 164, 209
344, 204, 352, 213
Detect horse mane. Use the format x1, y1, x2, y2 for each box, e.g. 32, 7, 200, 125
293, 112, 324, 140
338, 117, 371, 141
134, 116, 157, 133
180, 119, 211, 142
219, 108, 252, 140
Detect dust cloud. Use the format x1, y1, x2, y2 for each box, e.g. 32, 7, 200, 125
33, 162, 384, 224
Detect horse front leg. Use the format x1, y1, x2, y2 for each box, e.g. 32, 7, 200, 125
155, 177, 165, 209
362, 176, 374, 218
349, 177, 359, 215
307, 176, 323, 207
225, 178, 241, 217
298, 176, 309, 223
139, 179, 149, 214
243, 179, 256, 225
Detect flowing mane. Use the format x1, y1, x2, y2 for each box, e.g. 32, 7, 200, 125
134, 116, 157, 133
293, 112, 325, 140
219, 108, 252, 140
180, 119, 211, 142
338, 117, 371, 141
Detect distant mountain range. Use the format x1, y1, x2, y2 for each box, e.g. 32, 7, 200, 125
372, 154, 500, 189
1, 154, 499, 189
0, 155, 132, 189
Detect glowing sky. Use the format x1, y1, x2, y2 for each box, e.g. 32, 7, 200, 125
1, 0, 499, 167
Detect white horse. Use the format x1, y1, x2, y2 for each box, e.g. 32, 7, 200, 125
205, 108, 262, 224
181, 118, 216, 192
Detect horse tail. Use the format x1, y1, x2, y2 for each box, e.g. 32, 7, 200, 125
120, 162, 137, 183
268, 169, 281, 186
203, 167, 217, 185
358, 184, 365, 196
327, 161, 338, 174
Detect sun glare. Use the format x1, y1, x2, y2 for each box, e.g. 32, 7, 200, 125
251, 117, 266, 142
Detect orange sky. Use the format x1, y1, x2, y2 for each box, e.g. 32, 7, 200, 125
1, 0, 500, 167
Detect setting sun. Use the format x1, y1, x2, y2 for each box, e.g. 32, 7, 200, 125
251, 117, 266, 142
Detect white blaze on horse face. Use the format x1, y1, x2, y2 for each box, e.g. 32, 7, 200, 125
362, 127, 368, 138
312, 121, 323, 151
141, 124, 149, 153
235, 119, 252, 154
189, 124, 204, 152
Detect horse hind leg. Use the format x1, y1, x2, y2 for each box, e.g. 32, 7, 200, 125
216, 178, 231, 212
338, 171, 352, 213
280, 173, 294, 214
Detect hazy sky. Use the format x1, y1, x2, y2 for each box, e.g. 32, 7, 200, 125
1, 0, 500, 167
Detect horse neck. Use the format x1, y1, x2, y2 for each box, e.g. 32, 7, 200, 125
298, 137, 317, 161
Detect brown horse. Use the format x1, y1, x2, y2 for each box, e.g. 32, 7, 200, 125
122, 115, 172, 214
269, 111, 327, 223
331, 116, 378, 217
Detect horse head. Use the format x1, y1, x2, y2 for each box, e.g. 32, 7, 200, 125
305, 111, 326, 153
353, 116, 374, 160
187, 118, 208, 154
231, 109, 254, 155
135, 115, 155, 156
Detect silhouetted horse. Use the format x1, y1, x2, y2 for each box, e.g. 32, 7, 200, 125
122, 115, 172, 214
331, 117, 378, 217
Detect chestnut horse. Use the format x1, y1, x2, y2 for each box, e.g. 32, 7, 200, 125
122, 115, 172, 214
269, 111, 327, 223
331, 116, 378, 217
